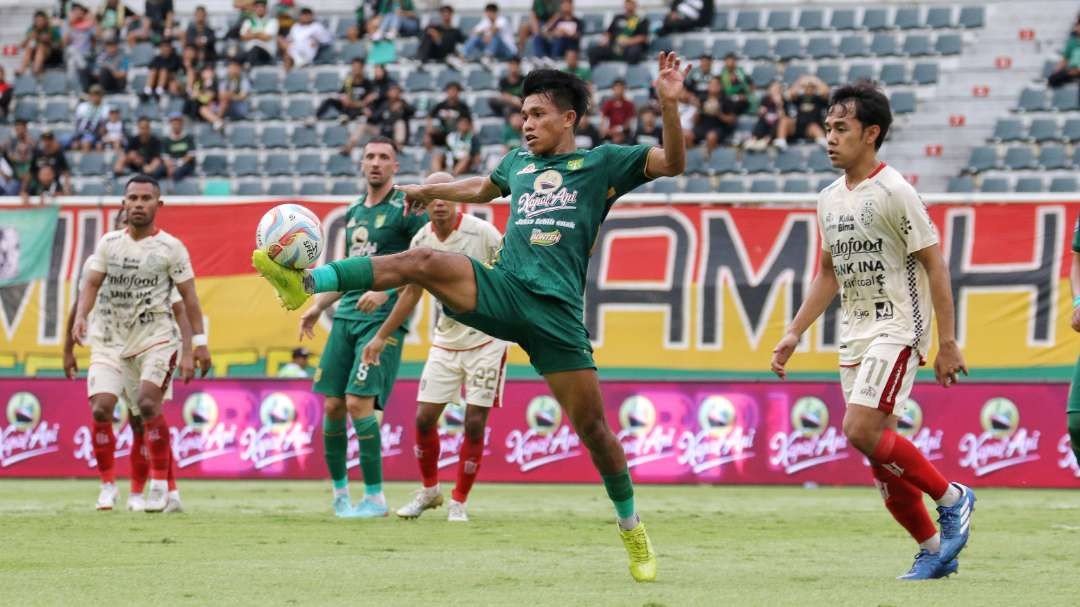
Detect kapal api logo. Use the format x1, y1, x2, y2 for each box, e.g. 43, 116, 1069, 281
347, 412, 404, 469
2, 392, 60, 468
74, 400, 135, 468
432, 400, 490, 469
896, 399, 943, 461
241, 392, 315, 469
769, 397, 849, 474
958, 397, 1040, 477
173, 393, 238, 468
677, 395, 756, 474
617, 395, 677, 468
505, 396, 581, 472
1057, 433, 1079, 477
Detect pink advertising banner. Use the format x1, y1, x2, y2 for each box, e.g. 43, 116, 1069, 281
0, 379, 1077, 487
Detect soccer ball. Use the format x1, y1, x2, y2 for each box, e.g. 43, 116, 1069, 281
255, 204, 323, 269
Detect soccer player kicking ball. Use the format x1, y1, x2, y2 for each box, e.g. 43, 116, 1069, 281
297, 136, 428, 519
1067, 217, 1080, 466
359, 172, 506, 523
255, 52, 694, 582
769, 83, 975, 580
73, 175, 212, 513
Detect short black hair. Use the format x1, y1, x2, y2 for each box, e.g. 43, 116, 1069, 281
124, 174, 161, 196
829, 82, 892, 150
364, 135, 398, 156
521, 68, 591, 128
484, 3, 498, 12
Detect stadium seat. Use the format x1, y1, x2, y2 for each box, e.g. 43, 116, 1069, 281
257, 98, 283, 120
471, 96, 495, 118
233, 153, 259, 176
42, 72, 70, 96
134, 101, 160, 120
903, 35, 933, 57
847, 63, 875, 83
766, 9, 794, 31
437, 69, 465, 90
458, 15, 481, 33
13, 73, 37, 96
648, 35, 674, 53
816, 176, 837, 191
750, 178, 780, 193
334, 17, 353, 38
798, 9, 824, 31
405, 70, 434, 92
651, 179, 681, 194
196, 123, 226, 148
742, 38, 772, 60
782, 64, 809, 85
1038, 144, 1069, 170
890, 91, 916, 114
314, 71, 340, 94
284, 71, 310, 94
913, 62, 939, 85
1050, 176, 1078, 192
707, 148, 737, 174
677, 38, 707, 59
783, 178, 811, 193
229, 125, 257, 148
816, 64, 843, 86
946, 175, 975, 193
980, 177, 1009, 193
1016, 177, 1045, 193
252, 71, 281, 94
807, 37, 837, 59
775, 38, 804, 61
1004, 146, 1037, 170
1064, 118, 1080, 142
966, 146, 999, 172
1016, 88, 1048, 112
294, 153, 321, 176
711, 39, 738, 58
478, 124, 502, 145
935, 34, 962, 56
926, 7, 954, 29
262, 125, 289, 148
78, 181, 107, 196
292, 126, 319, 148
959, 6, 985, 28
582, 13, 606, 34
467, 70, 494, 91
807, 148, 833, 172
870, 33, 898, 56
1029, 119, 1059, 143
830, 9, 856, 30
340, 41, 366, 63
992, 118, 1024, 142
331, 180, 359, 195
326, 153, 354, 176
775, 148, 806, 173
43, 101, 69, 123
268, 181, 296, 196
169, 180, 200, 196
625, 64, 652, 89
734, 10, 762, 31
286, 98, 315, 120
894, 7, 921, 30
717, 179, 746, 193
264, 153, 292, 176
235, 180, 264, 195
398, 39, 419, 59
685, 147, 707, 175
750, 64, 777, 87
742, 151, 772, 173
395, 152, 419, 174
299, 181, 327, 195
880, 63, 907, 86
129, 73, 147, 95
592, 63, 623, 90
862, 8, 889, 30
77, 152, 106, 176
323, 125, 350, 148
1051, 87, 1080, 111
1043, 59, 1060, 80
131, 43, 155, 67
201, 154, 228, 176
685, 176, 712, 193
838, 35, 869, 57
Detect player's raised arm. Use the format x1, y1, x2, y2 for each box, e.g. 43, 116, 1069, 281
174, 278, 212, 377
395, 176, 502, 210
645, 51, 691, 179
72, 269, 105, 347
361, 284, 423, 366
770, 250, 840, 379
911, 244, 967, 387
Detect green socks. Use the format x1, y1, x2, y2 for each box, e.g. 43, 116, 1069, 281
310, 265, 340, 293
602, 469, 636, 520
312, 257, 373, 294
353, 415, 383, 495
323, 416, 348, 492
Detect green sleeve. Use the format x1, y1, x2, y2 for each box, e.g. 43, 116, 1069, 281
489, 148, 518, 197
601, 143, 654, 203
405, 209, 428, 237
1073, 216, 1080, 253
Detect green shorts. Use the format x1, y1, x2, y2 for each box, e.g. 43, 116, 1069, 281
446, 259, 595, 376
313, 318, 404, 408
1069, 354, 1080, 414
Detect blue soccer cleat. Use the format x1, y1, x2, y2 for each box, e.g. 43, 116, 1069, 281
937, 482, 976, 563
339, 497, 389, 519
332, 495, 351, 517
896, 550, 959, 580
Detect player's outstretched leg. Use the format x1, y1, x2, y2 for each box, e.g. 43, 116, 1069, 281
251, 250, 310, 310
89, 394, 118, 511
323, 398, 352, 516
872, 464, 956, 579
397, 403, 445, 519
340, 396, 388, 519
448, 405, 490, 522
546, 370, 656, 583
128, 416, 148, 512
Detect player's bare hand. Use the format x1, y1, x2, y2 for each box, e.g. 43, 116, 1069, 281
194, 345, 212, 378
654, 51, 692, 104
770, 332, 800, 380
356, 290, 389, 313
180, 351, 195, 383
361, 336, 385, 367
1071, 305, 1080, 333
299, 305, 321, 341
71, 317, 88, 347
63, 350, 78, 379
395, 184, 433, 215
933, 340, 968, 387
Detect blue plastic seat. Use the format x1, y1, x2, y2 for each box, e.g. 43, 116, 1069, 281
284, 71, 310, 94
966, 146, 998, 172
830, 9, 856, 30
734, 10, 762, 31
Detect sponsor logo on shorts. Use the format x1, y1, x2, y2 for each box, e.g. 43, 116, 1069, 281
769, 397, 849, 474
2, 392, 60, 468
677, 395, 756, 474
504, 396, 581, 472
958, 397, 1040, 477
529, 229, 561, 246
240, 393, 315, 469
617, 396, 677, 468
897, 399, 943, 461
173, 393, 238, 467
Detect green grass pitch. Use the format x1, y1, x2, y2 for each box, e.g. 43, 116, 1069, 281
0, 481, 1076, 606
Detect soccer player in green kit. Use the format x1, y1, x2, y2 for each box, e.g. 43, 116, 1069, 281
254, 52, 692, 581
1068, 216, 1080, 467
297, 135, 427, 518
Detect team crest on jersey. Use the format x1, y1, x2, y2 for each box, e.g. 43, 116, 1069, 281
505, 396, 581, 472
516, 163, 537, 175
375, 214, 386, 228
567, 158, 584, 171
240, 393, 315, 469
677, 395, 756, 474
2, 392, 59, 468
769, 396, 849, 474
617, 396, 677, 468
175, 392, 238, 467
959, 397, 1040, 476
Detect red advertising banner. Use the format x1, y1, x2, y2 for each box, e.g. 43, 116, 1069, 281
1, 379, 1077, 487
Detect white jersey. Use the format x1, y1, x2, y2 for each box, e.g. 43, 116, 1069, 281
86, 228, 194, 358
410, 213, 503, 350
817, 163, 938, 365
78, 255, 183, 353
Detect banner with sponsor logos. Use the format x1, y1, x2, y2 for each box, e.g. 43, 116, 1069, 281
0, 199, 1079, 378
1, 379, 1076, 486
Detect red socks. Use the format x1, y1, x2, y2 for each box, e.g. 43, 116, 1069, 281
92, 421, 116, 484
130, 430, 149, 494
871, 429, 949, 500
167, 449, 177, 491
144, 414, 172, 481
871, 463, 937, 543
415, 426, 440, 488
452, 436, 484, 503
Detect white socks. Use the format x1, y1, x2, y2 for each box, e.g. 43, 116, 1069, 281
365, 492, 387, 507
919, 533, 941, 554
422, 484, 440, 499
935, 484, 961, 507
333, 486, 349, 499
617, 513, 640, 531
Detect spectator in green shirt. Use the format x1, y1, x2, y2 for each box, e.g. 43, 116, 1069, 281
564, 48, 591, 83
1049, 14, 1080, 89
370, 0, 419, 41
16, 11, 64, 77
719, 52, 755, 114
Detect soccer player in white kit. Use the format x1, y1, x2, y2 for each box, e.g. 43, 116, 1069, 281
73, 175, 212, 513
361, 172, 506, 523
769, 83, 975, 580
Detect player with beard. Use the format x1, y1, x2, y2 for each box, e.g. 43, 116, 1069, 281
769, 82, 975, 580
254, 52, 694, 582
297, 136, 428, 519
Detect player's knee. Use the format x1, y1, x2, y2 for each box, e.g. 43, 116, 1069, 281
323, 398, 346, 418
89, 402, 112, 423
463, 413, 486, 442
842, 416, 878, 455
575, 414, 614, 451
415, 410, 439, 434
407, 247, 438, 280
136, 396, 159, 419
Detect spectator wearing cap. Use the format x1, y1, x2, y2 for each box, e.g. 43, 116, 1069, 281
1049, 13, 1080, 89
3, 120, 36, 191
64, 3, 96, 92
564, 48, 591, 83
185, 5, 218, 66
425, 82, 471, 152
66, 85, 112, 151
587, 0, 649, 66
370, 0, 420, 41
240, 0, 280, 66
464, 3, 517, 63
533, 0, 583, 61
16, 11, 63, 77
436, 114, 481, 176
280, 7, 333, 71
658, 0, 713, 36
316, 58, 376, 122
26, 131, 72, 198
720, 52, 754, 115
163, 113, 196, 182
219, 58, 252, 120
418, 5, 465, 64
92, 37, 129, 94
114, 117, 165, 179
275, 1, 296, 38
277, 347, 312, 378
0, 66, 11, 122
102, 107, 127, 152
144, 37, 183, 100
600, 79, 636, 139
187, 65, 225, 130
489, 56, 524, 118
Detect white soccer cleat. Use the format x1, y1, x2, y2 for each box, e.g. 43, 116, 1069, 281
144, 480, 168, 513
96, 483, 118, 511
447, 499, 469, 523
126, 493, 146, 512
395, 488, 444, 519
163, 490, 183, 514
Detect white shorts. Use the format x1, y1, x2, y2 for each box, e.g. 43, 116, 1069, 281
87, 342, 178, 411
840, 341, 919, 415
417, 340, 508, 408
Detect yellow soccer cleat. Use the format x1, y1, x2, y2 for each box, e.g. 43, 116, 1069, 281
618, 521, 657, 582
251, 249, 310, 311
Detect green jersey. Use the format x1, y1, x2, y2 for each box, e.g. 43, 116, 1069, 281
489, 144, 653, 310
1073, 215, 1080, 253
335, 188, 427, 322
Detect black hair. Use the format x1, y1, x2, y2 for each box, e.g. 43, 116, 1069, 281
364, 135, 398, 156
124, 174, 161, 196
521, 68, 591, 128
828, 81, 892, 150
484, 3, 498, 12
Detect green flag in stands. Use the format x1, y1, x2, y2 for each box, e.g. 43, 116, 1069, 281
0, 206, 59, 287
